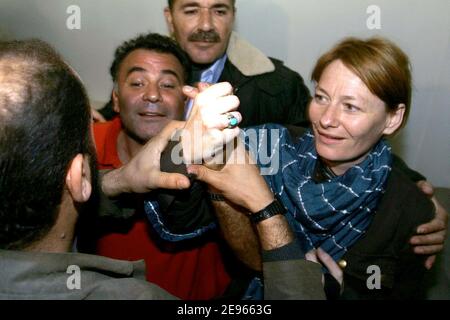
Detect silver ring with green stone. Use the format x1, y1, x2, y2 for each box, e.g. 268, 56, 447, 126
226, 113, 239, 129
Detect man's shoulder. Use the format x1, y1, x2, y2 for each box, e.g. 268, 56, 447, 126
224, 57, 305, 100
257, 57, 304, 93
226, 56, 301, 81
74, 253, 172, 299
269, 57, 299, 76
225, 32, 303, 81
0, 250, 174, 300
387, 168, 433, 209
85, 275, 176, 300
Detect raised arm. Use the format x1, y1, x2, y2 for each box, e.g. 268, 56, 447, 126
188, 139, 326, 299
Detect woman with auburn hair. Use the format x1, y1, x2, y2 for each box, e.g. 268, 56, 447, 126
190, 37, 435, 299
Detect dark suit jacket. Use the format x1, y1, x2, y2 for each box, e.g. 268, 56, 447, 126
219, 58, 311, 128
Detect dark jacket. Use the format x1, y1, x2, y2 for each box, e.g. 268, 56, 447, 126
219, 59, 310, 127
340, 167, 434, 299
219, 32, 310, 128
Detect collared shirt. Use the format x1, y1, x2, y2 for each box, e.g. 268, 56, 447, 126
184, 54, 228, 119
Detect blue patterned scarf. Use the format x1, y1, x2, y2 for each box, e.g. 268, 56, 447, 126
244, 124, 392, 261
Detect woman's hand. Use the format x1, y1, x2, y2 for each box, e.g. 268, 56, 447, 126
306, 248, 344, 299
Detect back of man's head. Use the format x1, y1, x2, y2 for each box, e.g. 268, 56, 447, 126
0, 39, 93, 250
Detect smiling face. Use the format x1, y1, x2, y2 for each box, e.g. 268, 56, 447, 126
165, 0, 235, 65
113, 49, 186, 143
309, 60, 404, 175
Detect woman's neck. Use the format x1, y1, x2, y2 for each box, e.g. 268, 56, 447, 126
321, 152, 371, 176
321, 159, 352, 176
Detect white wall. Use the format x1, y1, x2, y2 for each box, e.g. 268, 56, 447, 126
1, 0, 449, 187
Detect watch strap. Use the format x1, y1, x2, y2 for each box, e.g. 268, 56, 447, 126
250, 197, 286, 224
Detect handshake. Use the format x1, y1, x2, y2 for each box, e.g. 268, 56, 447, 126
179, 82, 242, 166
102, 82, 244, 196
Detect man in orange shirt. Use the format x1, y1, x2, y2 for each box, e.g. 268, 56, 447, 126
84, 33, 234, 300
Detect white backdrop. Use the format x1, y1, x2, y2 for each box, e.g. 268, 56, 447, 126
1, 0, 449, 187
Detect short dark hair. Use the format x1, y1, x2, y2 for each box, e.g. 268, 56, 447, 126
110, 33, 191, 84
0, 39, 93, 250
168, 0, 236, 10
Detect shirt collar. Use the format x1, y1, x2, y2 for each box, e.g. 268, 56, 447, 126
184, 54, 228, 119
200, 53, 228, 84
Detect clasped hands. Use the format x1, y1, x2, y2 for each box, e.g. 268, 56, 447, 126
106, 81, 448, 271
105, 82, 245, 196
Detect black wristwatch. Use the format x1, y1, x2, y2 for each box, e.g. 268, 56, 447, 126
250, 196, 287, 224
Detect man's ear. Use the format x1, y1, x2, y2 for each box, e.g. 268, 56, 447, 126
164, 7, 175, 35
112, 89, 120, 113
66, 154, 92, 203
383, 104, 406, 135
